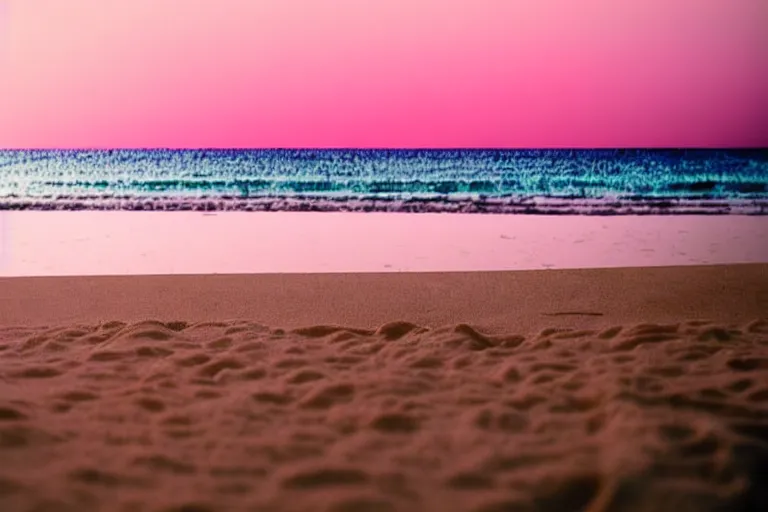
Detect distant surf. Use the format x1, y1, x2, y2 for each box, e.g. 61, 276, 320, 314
1, 149, 766, 214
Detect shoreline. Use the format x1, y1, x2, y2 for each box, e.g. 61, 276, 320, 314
1, 195, 767, 214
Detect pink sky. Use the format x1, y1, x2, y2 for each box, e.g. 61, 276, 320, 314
0, 0, 766, 148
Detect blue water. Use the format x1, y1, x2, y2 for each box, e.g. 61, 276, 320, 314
1, 149, 767, 214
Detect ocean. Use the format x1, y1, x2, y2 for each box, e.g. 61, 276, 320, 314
1, 149, 767, 214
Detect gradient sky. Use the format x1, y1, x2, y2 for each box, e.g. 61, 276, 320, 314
0, 0, 766, 148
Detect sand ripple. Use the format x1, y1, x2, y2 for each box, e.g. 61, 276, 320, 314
1, 319, 768, 511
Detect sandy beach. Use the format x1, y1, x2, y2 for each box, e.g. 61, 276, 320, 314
2, 0, 766, 510
1, 264, 767, 511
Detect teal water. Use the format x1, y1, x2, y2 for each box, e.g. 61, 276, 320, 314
1, 149, 766, 214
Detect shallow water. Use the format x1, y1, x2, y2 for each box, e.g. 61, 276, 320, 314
1, 212, 766, 276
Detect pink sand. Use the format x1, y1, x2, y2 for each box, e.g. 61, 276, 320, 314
1, 212, 766, 277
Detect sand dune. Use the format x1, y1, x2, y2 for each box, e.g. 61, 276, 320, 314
2, 316, 768, 511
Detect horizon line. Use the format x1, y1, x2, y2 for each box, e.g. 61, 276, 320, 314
1, 147, 766, 152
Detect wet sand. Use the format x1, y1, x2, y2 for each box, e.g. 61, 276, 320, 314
2, 212, 767, 276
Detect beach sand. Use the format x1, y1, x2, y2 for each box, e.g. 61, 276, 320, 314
1, 264, 767, 511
